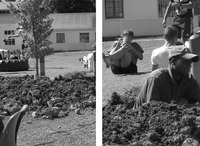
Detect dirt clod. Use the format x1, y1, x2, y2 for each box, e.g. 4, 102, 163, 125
103, 87, 200, 145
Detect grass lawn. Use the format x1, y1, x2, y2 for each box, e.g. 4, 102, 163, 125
1, 51, 96, 146
102, 37, 165, 106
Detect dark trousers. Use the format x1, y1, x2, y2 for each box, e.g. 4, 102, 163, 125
111, 62, 138, 74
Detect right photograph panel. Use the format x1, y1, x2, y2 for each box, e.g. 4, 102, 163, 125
102, 0, 200, 145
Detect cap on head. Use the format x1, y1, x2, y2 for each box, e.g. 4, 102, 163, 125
121, 30, 134, 39
164, 25, 178, 41
168, 45, 199, 62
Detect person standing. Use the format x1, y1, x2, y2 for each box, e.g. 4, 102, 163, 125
162, 0, 195, 43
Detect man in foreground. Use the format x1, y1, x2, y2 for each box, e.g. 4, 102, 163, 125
135, 45, 200, 108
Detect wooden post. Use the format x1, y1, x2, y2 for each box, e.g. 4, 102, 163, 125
7, 50, 10, 60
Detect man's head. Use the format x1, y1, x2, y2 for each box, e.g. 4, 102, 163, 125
169, 45, 199, 76
121, 30, 134, 43
164, 25, 178, 44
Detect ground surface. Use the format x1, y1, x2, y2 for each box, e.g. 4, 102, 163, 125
102, 37, 164, 105
1, 51, 96, 146
102, 38, 200, 145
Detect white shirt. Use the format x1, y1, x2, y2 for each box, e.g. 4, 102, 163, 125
151, 45, 174, 69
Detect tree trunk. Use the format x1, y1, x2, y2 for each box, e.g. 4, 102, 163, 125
35, 46, 39, 78
40, 55, 45, 76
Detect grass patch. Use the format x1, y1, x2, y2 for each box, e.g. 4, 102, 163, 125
102, 38, 165, 105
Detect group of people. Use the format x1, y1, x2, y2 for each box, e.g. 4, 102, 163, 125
103, 0, 200, 108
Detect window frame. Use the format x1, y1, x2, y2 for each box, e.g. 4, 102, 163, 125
5, 39, 15, 46
80, 33, 90, 43
105, 0, 124, 19
56, 33, 65, 43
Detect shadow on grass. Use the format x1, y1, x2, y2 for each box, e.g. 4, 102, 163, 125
116, 71, 150, 76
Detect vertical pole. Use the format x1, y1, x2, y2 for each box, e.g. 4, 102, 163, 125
93, 51, 96, 76
2, 51, 4, 61
7, 50, 10, 60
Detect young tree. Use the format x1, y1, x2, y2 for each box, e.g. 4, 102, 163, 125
7, 0, 53, 77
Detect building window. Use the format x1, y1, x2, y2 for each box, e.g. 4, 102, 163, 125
56, 33, 65, 43
5, 39, 15, 45
0, 10, 10, 14
80, 33, 89, 43
158, 0, 173, 18
4, 30, 14, 35
105, 0, 124, 19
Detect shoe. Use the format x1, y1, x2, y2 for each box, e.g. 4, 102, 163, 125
102, 53, 110, 68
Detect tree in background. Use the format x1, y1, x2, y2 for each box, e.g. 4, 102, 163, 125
7, 0, 53, 77
50, 0, 96, 13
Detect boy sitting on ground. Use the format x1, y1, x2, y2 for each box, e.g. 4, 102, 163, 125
103, 30, 144, 74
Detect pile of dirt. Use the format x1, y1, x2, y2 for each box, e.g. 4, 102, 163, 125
103, 87, 200, 146
0, 72, 95, 118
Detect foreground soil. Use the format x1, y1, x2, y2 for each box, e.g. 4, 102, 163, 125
0, 72, 96, 146
103, 87, 200, 146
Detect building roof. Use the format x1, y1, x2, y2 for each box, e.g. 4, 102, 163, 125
50, 13, 96, 30
0, 2, 18, 10
0, 10, 95, 30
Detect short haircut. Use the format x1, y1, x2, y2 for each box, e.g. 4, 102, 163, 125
121, 29, 134, 39
163, 25, 178, 41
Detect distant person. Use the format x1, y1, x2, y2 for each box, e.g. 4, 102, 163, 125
151, 25, 179, 71
21, 40, 26, 51
162, 0, 195, 43
79, 44, 96, 71
135, 45, 200, 109
103, 30, 144, 74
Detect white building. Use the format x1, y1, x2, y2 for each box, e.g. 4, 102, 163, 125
103, 0, 200, 37
0, 2, 96, 51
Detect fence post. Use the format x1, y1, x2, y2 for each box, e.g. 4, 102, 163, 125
7, 50, 10, 60
2, 51, 4, 61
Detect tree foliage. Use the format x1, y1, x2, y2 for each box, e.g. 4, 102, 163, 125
7, 0, 53, 76
8, 0, 53, 58
50, 0, 96, 13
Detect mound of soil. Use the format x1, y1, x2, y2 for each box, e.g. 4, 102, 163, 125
103, 87, 200, 146
0, 72, 95, 118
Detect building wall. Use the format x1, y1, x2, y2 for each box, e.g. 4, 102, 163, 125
50, 29, 96, 51
0, 23, 23, 51
0, 21, 96, 52
103, 0, 199, 37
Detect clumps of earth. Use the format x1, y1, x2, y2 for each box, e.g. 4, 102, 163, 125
0, 72, 95, 119
103, 87, 200, 146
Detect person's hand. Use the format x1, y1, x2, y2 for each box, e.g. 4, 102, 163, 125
162, 19, 167, 28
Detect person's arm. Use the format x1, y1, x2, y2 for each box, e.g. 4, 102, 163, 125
181, 0, 195, 9
124, 43, 143, 60
134, 77, 162, 109
163, 2, 173, 27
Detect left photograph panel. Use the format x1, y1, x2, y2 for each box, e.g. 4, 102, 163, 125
0, 0, 96, 146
